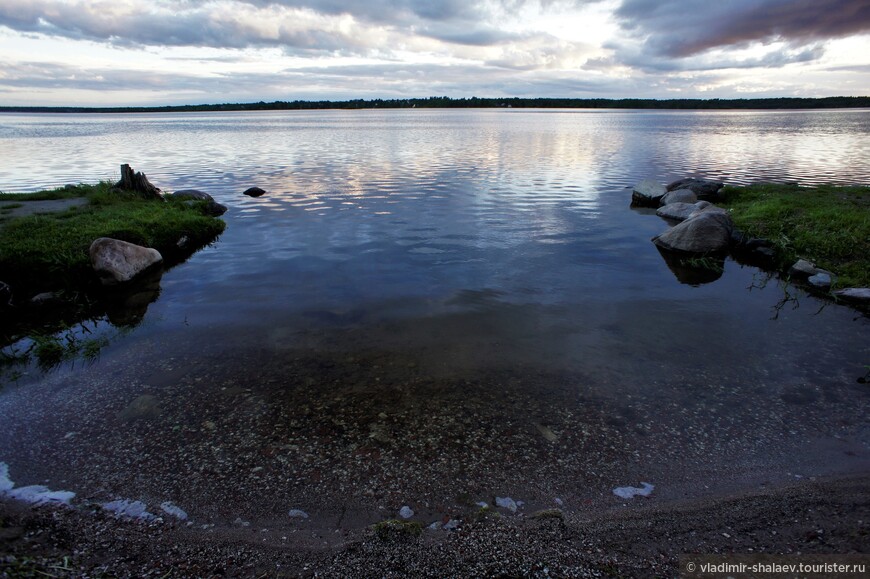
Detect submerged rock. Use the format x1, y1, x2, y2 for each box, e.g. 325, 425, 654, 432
652, 211, 734, 254
288, 509, 310, 519
399, 505, 414, 519
89, 238, 163, 285
631, 179, 667, 207
660, 189, 698, 206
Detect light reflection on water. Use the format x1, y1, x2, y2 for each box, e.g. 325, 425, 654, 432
0, 109, 868, 529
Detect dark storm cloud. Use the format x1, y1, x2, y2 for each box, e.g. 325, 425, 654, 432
615, 0, 870, 58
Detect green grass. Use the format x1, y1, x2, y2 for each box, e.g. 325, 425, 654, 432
721, 183, 870, 287
0, 181, 226, 290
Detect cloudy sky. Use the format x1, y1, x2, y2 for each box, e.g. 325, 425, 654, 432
0, 0, 868, 106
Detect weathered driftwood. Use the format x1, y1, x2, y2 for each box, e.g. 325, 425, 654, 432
114, 164, 164, 201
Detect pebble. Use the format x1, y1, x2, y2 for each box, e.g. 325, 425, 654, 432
399, 505, 414, 519
288, 509, 309, 519
495, 496, 518, 512
613, 482, 655, 499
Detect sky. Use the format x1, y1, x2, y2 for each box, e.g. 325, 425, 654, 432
0, 0, 868, 106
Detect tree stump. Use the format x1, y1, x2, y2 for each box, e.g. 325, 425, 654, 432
114, 164, 164, 201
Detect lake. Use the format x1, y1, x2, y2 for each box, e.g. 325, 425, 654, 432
1, 109, 868, 533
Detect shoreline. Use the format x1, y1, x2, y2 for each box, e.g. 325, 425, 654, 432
3, 472, 868, 576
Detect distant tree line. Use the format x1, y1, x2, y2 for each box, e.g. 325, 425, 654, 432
1, 96, 868, 113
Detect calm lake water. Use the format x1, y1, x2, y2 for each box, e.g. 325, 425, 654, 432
1, 109, 868, 532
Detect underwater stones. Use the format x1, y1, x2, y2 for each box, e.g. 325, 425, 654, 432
119, 394, 161, 421
660, 188, 698, 206
89, 237, 163, 285
652, 210, 734, 254
288, 509, 310, 519
631, 179, 667, 207
399, 505, 414, 519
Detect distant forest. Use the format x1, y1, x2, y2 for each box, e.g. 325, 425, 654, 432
1, 96, 868, 113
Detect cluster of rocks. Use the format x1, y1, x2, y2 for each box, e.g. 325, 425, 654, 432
632, 177, 870, 303
0, 179, 273, 311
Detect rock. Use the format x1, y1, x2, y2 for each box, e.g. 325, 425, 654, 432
399, 506, 414, 519
613, 482, 654, 499
688, 204, 729, 218
172, 189, 214, 202
243, 187, 266, 197
655, 246, 724, 285
652, 211, 734, 254
808, 273, 832, 289
656, 201, 709, 222
29, 292, 63, 306
102, 499, 156, 520
630, 179, 667, 207
0, 281, 12, 307
203, 201, 228, 216
288, 509, 309, 519
660, 188, 698, 205
834, 288, 870, 302
789, 259, 819, 278
495, 496, 518, 512
160, 502, 189, 521
666, 178, 725, 201
89, 238, 163, 285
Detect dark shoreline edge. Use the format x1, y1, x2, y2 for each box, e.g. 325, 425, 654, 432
1, 96, 868, 114
1, 473, 867, 576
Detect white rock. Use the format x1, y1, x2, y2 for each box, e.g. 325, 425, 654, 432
89, 237, 163, 285
495, 496, 518, 512
288, 509, 309, 519
834, 288, 870, 302
399, 505, 414, 519
102, 499, 156, 520
160, 501, 189, 520
613, 482, 655, 499
9, 485, 75, 506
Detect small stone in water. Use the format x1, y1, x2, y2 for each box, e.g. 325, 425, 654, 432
399, 505, 414, 519
288, 509, 309, 519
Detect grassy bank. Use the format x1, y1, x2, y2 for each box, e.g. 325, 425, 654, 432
0, 181, 226, 292
720, 183, 870, 288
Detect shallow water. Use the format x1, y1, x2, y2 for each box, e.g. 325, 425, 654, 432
0, 109, 868, 531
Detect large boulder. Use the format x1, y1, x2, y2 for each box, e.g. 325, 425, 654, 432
666, 178, 724, 202
660, 189, 698, 206
89, 238, 163, 285
631, 179, 667, 207
652, 211, 734, 254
